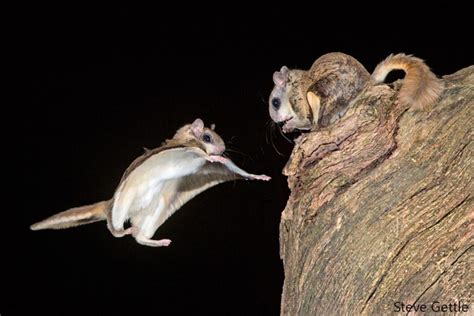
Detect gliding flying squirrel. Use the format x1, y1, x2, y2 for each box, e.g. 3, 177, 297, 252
31, 118, 271, 247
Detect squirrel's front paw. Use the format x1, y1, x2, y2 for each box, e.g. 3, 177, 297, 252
206, 155, 228, 164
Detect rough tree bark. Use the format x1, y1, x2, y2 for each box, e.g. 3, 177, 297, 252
279, 66, 473, 315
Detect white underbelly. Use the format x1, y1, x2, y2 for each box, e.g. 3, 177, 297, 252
111, 148, 206, 229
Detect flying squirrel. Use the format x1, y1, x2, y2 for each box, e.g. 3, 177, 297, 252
269, 52, 445, 132
30, 118, 271, 247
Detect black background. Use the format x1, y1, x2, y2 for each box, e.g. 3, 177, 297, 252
8, 5, 472, 316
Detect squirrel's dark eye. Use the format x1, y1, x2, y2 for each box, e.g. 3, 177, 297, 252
202, 133, 212, 143
271, 97, 281, 110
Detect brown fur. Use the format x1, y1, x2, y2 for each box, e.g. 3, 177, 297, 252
306, 53, 370, 126
371, 53, 444, 110
30, 200, 109, 230
269, 52, 371, 130
270, 52, 445, 132
287, 70, 312, 121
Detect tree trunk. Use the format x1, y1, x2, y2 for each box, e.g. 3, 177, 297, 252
279, 66, 473, 315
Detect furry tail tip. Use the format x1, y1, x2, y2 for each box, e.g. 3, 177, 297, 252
30, 200, 108, 231
371, 53, 444, 110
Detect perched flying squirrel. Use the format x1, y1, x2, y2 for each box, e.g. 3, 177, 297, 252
269, 52, 444, 132
30, 118, 270, 247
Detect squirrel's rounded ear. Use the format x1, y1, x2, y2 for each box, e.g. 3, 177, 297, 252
191, 118, 204, 137
210, 123, 216, 130
273, 66, 289, 87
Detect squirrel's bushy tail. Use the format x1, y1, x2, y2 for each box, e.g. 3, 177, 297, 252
371, 53, 444, 110
30, 200, 109, 231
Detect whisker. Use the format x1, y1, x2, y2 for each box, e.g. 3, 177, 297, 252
269, 121, 285, 156
226, 147, 254, 162
278, 126, 294, 144
260, 94, 268, 105
265, 119, 272, 145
